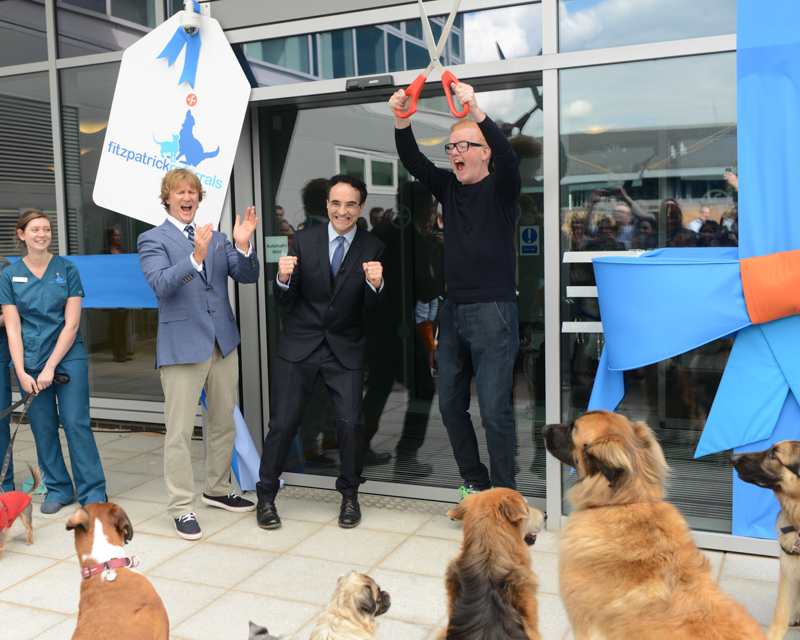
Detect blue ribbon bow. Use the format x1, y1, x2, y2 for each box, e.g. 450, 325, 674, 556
588, 0, 800, 539
157, 0, 202, 88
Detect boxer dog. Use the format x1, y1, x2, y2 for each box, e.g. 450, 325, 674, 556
67, 502, 169, 640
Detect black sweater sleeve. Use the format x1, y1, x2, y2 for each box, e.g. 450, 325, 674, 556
478, 116, 521, 203
395, 125, 454, 202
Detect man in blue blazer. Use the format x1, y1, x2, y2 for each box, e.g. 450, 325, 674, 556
138, 168, 260, 540
257, 175, 385, 529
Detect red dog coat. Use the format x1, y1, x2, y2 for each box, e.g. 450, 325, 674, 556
0, 492, 32, 530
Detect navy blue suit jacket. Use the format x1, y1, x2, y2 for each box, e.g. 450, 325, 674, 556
274, 223, 385, 370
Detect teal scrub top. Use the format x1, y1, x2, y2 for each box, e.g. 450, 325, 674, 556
0, 256, 86, 372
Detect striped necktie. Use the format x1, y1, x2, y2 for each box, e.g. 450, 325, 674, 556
185, 225, 195, 245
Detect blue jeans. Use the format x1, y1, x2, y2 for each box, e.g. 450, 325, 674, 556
0, 363, 13, 491
19, 358, 106, 505
438, 300, 519, 490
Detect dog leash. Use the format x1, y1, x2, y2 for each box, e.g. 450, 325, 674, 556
0, 373, 70, 486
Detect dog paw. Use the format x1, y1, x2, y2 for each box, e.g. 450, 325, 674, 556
790, 617, 800, 627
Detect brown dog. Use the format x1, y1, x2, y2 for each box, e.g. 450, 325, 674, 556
0, 464, 42, 560
543, 410, 765, 640
309, 571, 390, 640
67, 502, 169, 640
444, 488, 545, 640
732, 440, 800, 640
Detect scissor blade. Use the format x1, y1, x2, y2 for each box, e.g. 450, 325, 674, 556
418, 0, 439, 61
437, 0, 462, 58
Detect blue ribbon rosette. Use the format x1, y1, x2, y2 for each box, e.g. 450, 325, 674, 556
157, 0, 202, 88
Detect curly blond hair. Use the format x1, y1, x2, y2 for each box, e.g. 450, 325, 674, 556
159, 168, 206, 213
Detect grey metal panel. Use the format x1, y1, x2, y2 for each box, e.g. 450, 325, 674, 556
45, 0, 68, 256
541, 0, 556, 56
543, 66, 561, 530
231, 108, 266, 453
0, 61, 50, 77
54, 50, 124, 68
280, 471, 548, 510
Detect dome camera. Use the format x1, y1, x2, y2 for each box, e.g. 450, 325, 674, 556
181, 0, 201, 35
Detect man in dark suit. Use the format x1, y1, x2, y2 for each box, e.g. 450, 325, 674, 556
138, 168, 260, 540
257, 175, 384, 529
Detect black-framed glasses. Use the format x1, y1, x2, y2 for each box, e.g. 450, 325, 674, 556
444, 141, 485, 154
327, 200, 361, 213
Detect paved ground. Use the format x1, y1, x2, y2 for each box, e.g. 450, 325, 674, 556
0, 427, 790, 639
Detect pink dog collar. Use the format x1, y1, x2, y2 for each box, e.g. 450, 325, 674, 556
80, 556, 139, 580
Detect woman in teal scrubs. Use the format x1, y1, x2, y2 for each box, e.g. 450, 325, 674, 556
0, 210, 106, 513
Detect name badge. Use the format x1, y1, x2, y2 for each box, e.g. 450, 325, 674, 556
12, 277, 27, 283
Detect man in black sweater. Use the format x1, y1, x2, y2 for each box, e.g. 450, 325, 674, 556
389, 82, 521, 500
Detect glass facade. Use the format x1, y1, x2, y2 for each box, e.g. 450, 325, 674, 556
236, 4, 543, 89
260, 82, 546, 495
559, 53, 737, 531
59, 62, 162, 400
0, 0, 749, 543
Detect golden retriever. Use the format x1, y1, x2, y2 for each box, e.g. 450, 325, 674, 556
444, 487, 545, 640
732, 440, 800, 640
309, 571, 390, 640
543, 410, 765, 640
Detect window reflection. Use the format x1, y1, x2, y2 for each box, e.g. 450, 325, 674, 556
0, 73, 59, 245
559, 53, 737, 532
57, 0, 156, 58
559, 0, 736, 53
0, 0, 49, 67
261, 82, 546, 496
237, 4, 541, 88
59, 62, 161, 400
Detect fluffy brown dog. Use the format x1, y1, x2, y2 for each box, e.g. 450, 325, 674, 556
309, 571, 390, 640
543, 410, 765, 640
67, 503, 169, 640
0, 464, 42, 559
732, 440, 800, 640
444, 488, 545, 640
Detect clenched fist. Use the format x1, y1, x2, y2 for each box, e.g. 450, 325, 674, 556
363, 261, 383, 289
278, 255, 297, 284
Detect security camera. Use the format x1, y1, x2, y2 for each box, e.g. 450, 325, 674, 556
181, 0, 201, 35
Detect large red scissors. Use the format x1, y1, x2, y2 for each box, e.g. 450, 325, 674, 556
395, 0, 469, 119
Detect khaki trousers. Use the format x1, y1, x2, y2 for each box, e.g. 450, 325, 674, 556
160, 345, 238, 519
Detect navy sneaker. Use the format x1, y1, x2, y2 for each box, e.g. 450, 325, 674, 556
201, 492, 256, 513
174, 512, 202, 540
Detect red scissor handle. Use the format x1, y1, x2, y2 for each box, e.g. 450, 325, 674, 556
442, 71, 469, 119
395, 74, 426, 119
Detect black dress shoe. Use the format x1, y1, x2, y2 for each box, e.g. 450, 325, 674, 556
394, 457, 433, 478
338, 491, 361, 528
256, 500, 281, 529
363, 449, 392, 466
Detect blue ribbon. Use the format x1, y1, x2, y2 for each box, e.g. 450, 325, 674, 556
588, 0, 800, 539
157, 0, 202, 88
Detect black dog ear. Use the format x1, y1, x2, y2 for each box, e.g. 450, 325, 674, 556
65, 508, 90, 532
584, 436, 631, 488
356, 584, 377, 615
110, 504, 134, 544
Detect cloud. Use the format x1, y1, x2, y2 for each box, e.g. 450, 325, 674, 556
559, 0, 735, 52
564, 99, 592, 119
464, 5, 543, 64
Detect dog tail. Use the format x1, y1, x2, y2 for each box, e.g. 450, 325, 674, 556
25, 464, 43, 496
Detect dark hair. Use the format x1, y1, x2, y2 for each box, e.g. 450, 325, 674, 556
356, 217, 368, 230
15, 210, 52, 253
369, 207, 384, 216
301, 178, 330, 217
329, 174, 367, 205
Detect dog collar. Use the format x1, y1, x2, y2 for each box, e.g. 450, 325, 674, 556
779, 526, 800, 555
80, 556, 139, 580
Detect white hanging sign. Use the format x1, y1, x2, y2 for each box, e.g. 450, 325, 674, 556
93, 6, 251, 228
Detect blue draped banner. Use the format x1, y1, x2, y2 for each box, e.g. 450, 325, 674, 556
4, 255, 156, 309
589, 0, 800, 538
